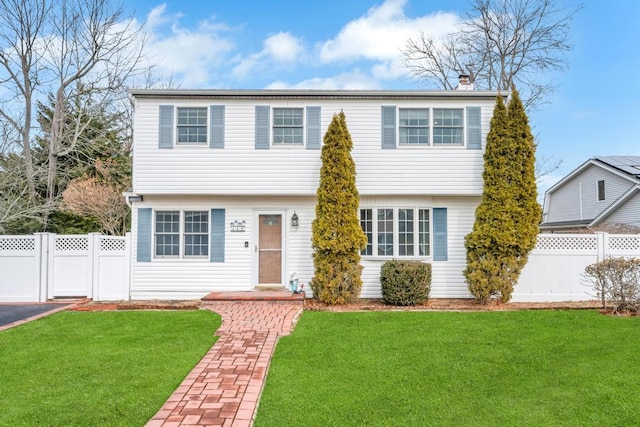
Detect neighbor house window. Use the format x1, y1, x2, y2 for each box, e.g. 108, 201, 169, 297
155, 210, 209, 258
399, 109, 429, 145
433, 109, 463, 145
597, 180, 605, 201
360, 208, 431, 257
273, 108, 303, 145
177, 107, 207, 144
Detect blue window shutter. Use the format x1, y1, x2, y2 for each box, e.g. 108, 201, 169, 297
255, 106, 270, 149
466, 106, 481, 150
210, 209, 225, 262
210, 105, 225, 148
137, 208, 152, 262
381, 106, 396, 149
433, 208, 448, 261
306, 106, 321, 149
158, 105, 174, 148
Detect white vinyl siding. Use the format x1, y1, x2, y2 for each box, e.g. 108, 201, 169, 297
545, 165, 635, 223
604, 191, 640, 228
131, 195, 479, 300
130, 196, 317, 300
133, 98, 493, 196
358, 196, 478, 299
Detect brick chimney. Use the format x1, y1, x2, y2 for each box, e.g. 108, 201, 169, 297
456, 73, 474, 91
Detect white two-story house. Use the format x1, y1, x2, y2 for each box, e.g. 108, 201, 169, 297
127, 88, 499, 300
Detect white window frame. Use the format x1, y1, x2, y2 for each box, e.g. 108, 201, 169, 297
432, 108, 464, 146
395, 107, 465, 147
360, 207, 431, 258
272, 107, 304, 146
154, 210, 209, 259
399, 108, 429, 145
176, 107, 208, 145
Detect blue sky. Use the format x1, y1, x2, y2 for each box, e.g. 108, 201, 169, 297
126, 0, 640, 194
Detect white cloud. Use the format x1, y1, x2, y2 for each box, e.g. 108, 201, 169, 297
133, 1, 463, 89
318, 0, 459, 65
143, 5, 235, 87
233, 32, 304, 79
264, 32, 303, 63
266, 70, 380, 90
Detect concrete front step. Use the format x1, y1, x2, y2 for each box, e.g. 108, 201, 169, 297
201, 290, 304, 302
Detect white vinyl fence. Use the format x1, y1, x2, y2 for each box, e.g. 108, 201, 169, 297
0, 233, 130, 302
513, 233, 640, 302
1, 232, 638, 303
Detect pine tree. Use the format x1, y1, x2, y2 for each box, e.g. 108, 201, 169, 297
464, 88, 541, 303
311, 111, 367, 304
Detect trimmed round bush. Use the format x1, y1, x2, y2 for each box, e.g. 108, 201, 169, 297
380, 260, 431, 306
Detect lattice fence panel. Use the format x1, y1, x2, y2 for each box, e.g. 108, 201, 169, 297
0, 237, 35, 252
535, 235, 598, 252
55, 236, 89, 252
608, 236, 640, 253
100, 237, 126, 252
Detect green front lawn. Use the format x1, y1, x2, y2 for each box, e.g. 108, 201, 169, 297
0, 310, 220, 426
256, 310, 640, 426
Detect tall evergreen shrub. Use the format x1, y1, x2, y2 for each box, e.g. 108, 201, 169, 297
464, 88, 542, 303
311, 112, 367, 304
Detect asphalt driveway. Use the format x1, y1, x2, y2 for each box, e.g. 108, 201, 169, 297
0, 304, 69, 328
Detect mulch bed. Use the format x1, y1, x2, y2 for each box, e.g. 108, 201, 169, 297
303, 298, 602, 312
69, 298, 602, 312
70, 300, 201, 311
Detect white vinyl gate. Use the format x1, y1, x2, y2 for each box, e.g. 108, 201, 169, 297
0, 233, 130, 302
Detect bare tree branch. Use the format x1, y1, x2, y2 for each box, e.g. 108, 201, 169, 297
403, 0, 582, 108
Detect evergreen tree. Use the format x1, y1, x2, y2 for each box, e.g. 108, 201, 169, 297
464, 88, 541, 303
311, 112, 367, 304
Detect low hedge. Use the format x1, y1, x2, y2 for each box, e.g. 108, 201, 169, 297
380, 260, 431, 306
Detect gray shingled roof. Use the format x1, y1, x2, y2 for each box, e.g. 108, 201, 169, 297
595, 156, 640, 178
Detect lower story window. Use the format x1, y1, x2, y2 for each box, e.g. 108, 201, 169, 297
184, 211, 209, 256
155, 210, 208, 258
360, 208, 430, 257
155, 211, 179, 256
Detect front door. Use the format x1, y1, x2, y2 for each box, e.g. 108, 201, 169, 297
257, 214, 283, 286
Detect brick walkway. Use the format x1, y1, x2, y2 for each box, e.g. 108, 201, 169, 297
146, 301, 303, 427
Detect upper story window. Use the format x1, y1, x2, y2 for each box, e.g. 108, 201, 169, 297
433, 109, 463, 145
399, 109, 429, 145
177, 107, 208, 144
158, 105, 225, 149
385, 106, 470, 148
273, 108, 303, 145
597, 180, 606, 201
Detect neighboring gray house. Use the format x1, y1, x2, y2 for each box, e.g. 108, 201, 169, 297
540, 156, 640, 232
